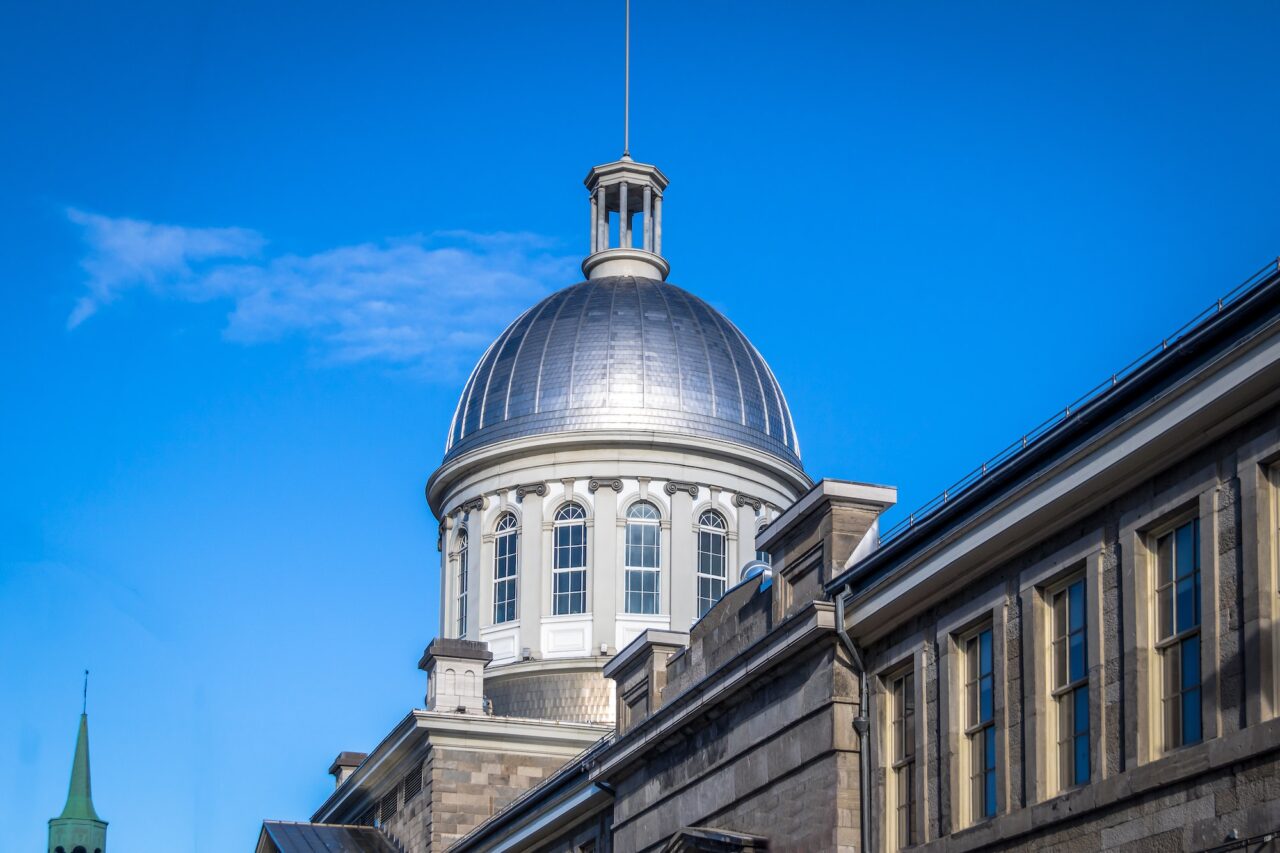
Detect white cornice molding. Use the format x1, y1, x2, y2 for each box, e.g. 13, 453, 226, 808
428, 430, 811, 517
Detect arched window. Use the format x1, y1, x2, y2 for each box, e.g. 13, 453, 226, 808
625, 501, 662, 614
455, 530, 469, 638
553, 503, 588, 615
493, 514, 519, 624
697, 510, 728, 617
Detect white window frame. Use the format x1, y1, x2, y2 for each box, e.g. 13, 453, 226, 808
624, 501, 662, 615
456, 529, 469, 638
1047, 572, 1090, 792
696, 510, 728, 617
552, 503, 588, 616
493, 513, 519, 624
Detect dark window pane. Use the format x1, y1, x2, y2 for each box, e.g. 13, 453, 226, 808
1157, 533, 1173, 584
979, 674, 993, 723
1183, 686, 1202, 745
1068, 580, 1085, 632
979, 629, 993, 676
1074, 729, 1090, 786
1181, 634, 1200, 690
1176, 577, 1196, 632
1073, 685, 1089, 736
1069, 632, 1086, 683
1175, 520, 1196, 578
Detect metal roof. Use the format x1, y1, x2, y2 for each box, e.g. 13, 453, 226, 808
258, 821, 400, 853
443, 276, 802, 468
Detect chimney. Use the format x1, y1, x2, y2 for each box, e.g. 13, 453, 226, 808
328, 751, 366, 788
418, 638, 493, 714
603, 629, 689, 734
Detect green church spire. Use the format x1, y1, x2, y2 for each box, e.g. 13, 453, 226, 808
49, 674, 107, 853
58, 713, 101, 821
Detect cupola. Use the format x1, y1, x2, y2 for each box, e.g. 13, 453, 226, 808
583, 155, 670, 281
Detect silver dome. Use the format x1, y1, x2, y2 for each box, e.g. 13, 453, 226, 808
443, 276, 802, 467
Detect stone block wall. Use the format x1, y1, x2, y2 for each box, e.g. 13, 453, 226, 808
379, 746, 568, 852
860, 405, 1280, 851
610, 642, 862, 853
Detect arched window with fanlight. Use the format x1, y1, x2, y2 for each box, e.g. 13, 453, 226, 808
696, 510, 728, 617
553, 503, 588, 615
625, 501, 661, 614
493, 513, 519, 623
455, 529, 469, 637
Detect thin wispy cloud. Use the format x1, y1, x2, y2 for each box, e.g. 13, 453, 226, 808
66, 209, 577, 375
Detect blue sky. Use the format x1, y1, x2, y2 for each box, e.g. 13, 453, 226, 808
2, 1, 1278, 849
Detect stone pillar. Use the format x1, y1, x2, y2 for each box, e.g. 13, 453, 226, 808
736, 503, 757, 578
670, 488, 695, 631
476, 510, 494, 632
597, 185, 608, 250
440, 518, 454, 637
593, 484, 619, 652
521, 491, 544, 657
619, 182, 630, 248
654, 195, 662, 255
643, 185, 652, 251
420, 638, 493, 714
590, 192, 598, 254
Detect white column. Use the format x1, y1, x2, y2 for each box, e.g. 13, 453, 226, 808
670, 489, 695, 630
597, 185, 608, 250
520, 492, 544, 656
619, 182, 630, 248
654, 195, 663, 255
467, 523, 481, 638
593, 486, 619, 652
590, 193, 598, 254
643, 185, 652, 252
736, 504, 757, 574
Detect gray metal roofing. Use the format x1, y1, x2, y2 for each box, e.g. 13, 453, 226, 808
260, 821, 400, 853
443, 276, 802, 468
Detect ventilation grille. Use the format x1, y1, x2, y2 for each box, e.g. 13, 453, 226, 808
403, 765, 423, 802
380, 787, 399, 822
357, 805, 376, 827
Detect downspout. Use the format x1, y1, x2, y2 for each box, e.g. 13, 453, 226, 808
835, 584, 871, 853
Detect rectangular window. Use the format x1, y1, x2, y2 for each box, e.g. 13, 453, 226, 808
1155, 518, 1201, 750
456, 545, 469, 638
553, 521, 588, 615
625, 517, 661, 614
890, 669, 917, 848
696, 527, 727, 617
493, 528, 519, 624
1050, 576, 1090, 790
964, 627, 996, 822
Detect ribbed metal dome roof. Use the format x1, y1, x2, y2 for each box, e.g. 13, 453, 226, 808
443, 276, 802, 467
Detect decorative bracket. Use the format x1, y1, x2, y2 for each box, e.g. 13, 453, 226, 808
733, 492, 763, 511
664, 481, 700, 499
459, 495, 486, 515
515, 483, 548, 500
589, 477, 624, 493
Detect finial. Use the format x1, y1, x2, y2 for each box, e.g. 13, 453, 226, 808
83, 669, 89, 715
623, 0, 630, 158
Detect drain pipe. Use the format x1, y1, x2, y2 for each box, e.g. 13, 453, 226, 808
835, 584, 871, 853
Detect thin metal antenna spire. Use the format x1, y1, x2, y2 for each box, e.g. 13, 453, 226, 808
82, 669, 89, 714
623, 0, 630, 157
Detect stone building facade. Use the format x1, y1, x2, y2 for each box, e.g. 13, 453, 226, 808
447, 263, 1280, 851
257, 116, 1280, 849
